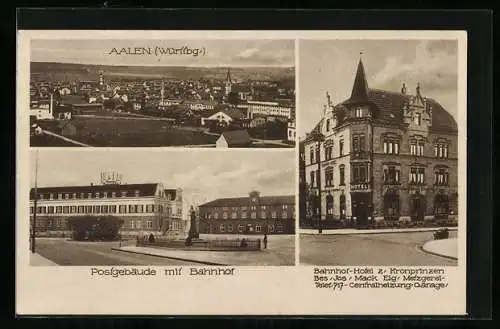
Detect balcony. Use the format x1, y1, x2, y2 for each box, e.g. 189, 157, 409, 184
383, 179, 401, 186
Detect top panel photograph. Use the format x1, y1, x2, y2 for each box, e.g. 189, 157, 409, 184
28, 39, 296, 148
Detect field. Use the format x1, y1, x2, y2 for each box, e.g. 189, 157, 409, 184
33, 117, 219, 147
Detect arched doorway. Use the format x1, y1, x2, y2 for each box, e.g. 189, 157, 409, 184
434, 193, 449, 219
352, 193, 369, 226
411, 192, 426, 221
384, 191, 400, 221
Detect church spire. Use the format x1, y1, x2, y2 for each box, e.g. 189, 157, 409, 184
226, 67, 232, 84
348, 54, 369, 103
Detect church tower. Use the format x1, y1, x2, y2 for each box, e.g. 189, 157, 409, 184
225, 67, 232, 96
344, 54, 373, 119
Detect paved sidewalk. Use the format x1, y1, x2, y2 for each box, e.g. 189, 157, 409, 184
30, 252, 58, 266
421, 238, 458, 260
114, 245, 294, 266
300, 227, 458, 235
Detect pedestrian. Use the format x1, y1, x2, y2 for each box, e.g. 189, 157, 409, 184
263, 234, 268, 249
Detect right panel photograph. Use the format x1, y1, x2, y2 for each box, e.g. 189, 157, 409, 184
298, 39, 459, 266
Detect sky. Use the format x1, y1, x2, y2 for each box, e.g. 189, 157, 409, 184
298, 39, 458, 137
29, 150, 295, 207
31, 39, 294, 67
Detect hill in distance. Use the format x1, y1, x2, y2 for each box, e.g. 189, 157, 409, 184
30, 62, 295, 84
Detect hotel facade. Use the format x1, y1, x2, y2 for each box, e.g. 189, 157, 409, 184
301, 58, 458, 226
29, 179, 185, 235
198, 191, 295, 235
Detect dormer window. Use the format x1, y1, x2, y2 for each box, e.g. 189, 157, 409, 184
135, 190, 140, 197
355, 107, 363, 118
414, 113, 421, 125
111, 192, 116, 198
103, 192, 108, 198
121, 191, 127, 197
49, 193, 54, 200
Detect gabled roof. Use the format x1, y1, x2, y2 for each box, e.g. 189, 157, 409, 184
206, 106, 246, 120
30, 183, 159, 200
220, 130, 252, 146
199, 195, 295, 207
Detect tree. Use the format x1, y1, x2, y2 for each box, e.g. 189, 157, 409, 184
66, 215, 124, 241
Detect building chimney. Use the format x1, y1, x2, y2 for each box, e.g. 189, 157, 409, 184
401, 83, 407, 95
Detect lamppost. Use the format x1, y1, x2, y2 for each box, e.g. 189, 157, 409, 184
311, 130, 325, 233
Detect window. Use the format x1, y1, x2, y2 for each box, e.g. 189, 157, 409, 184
241, 212, 247, 219
65, 193, 69, 199
339, 139, 344, 156
77, 206, 84, 213
137, 205, 144, 213
110, 205, 116, 213
86, 206, 92, 214
102, 205, 108, 213
72, 193, 77, 199
325, 144, 333, 160
219, 224, 225, 232
261, 205, 266, 210
147, 221, 153, 229
255, 225, 261, 233
79, 193, 85, 199
260, 211, 266, 219
309, 147, 315, 164
352, 164, 368, 183
70, 206, 76, 214
58, 193, 62, 200
339, 195, 346, 218
130, 220, 135, 229
281, 211, 288, 219
121, 191, 127, 197
128, 205, 135, 213
63, 206, 69, 214
384, 166, 400, 184
214, 213, 219, 219
339, 165, 345, 185
310, 170, 316, 188
241, 206, 247, 211
93, 205, 100, 213
95, 192, 100, 198
222, 212, 228, 219
268, 225, 275, 233
30, 206, 34, 214
48, 206, 54, 214
414, 113, 421, 125
383, 140, 400, 154
434, 168, 449, 186
251, 212, 257, 219
352, 134, 365, 152
282, 204, 288, 209
271, 211, 277, 219
103, 192, 108, 198
231, 212, 237, 219
135, 221, 142, 229
250, 205, 256, 211
238, 224, 244, 232
49, 193, 54, 200
227, 224, 233, 232
326, 119, 330, 132
56, 206, 62, 213
435, 143, 449, 159
410, 167, 425, 184
355, 107, 363, 118
410, 140, 425, 156
325, 167, 334, 186
87, 193, 92, 199
135, 190, 140, 197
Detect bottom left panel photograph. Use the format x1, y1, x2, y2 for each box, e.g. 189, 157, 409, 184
25, 149, 296, 267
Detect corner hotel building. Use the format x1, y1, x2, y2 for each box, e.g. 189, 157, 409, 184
301, 57, 458, 226
29, 181, 185, 234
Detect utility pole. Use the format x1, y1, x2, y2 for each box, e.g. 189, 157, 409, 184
31, 151, 39, 253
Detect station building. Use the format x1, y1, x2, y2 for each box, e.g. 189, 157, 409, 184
302, 57, 458, 226
29, 178, 185, 235
198, 191, 295, 234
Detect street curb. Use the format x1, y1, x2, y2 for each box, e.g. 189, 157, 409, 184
300, 227, 458, 236
111, 248, 228, 266
419, 242, 458, 261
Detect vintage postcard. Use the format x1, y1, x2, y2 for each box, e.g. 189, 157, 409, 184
17, 30, 466, 316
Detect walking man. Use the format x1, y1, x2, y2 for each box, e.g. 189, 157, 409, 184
263, 233, 268, 249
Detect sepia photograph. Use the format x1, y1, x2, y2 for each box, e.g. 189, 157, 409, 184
29, 149, 296, 266
29, 39, 296, 148
298, 39, 461, 266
